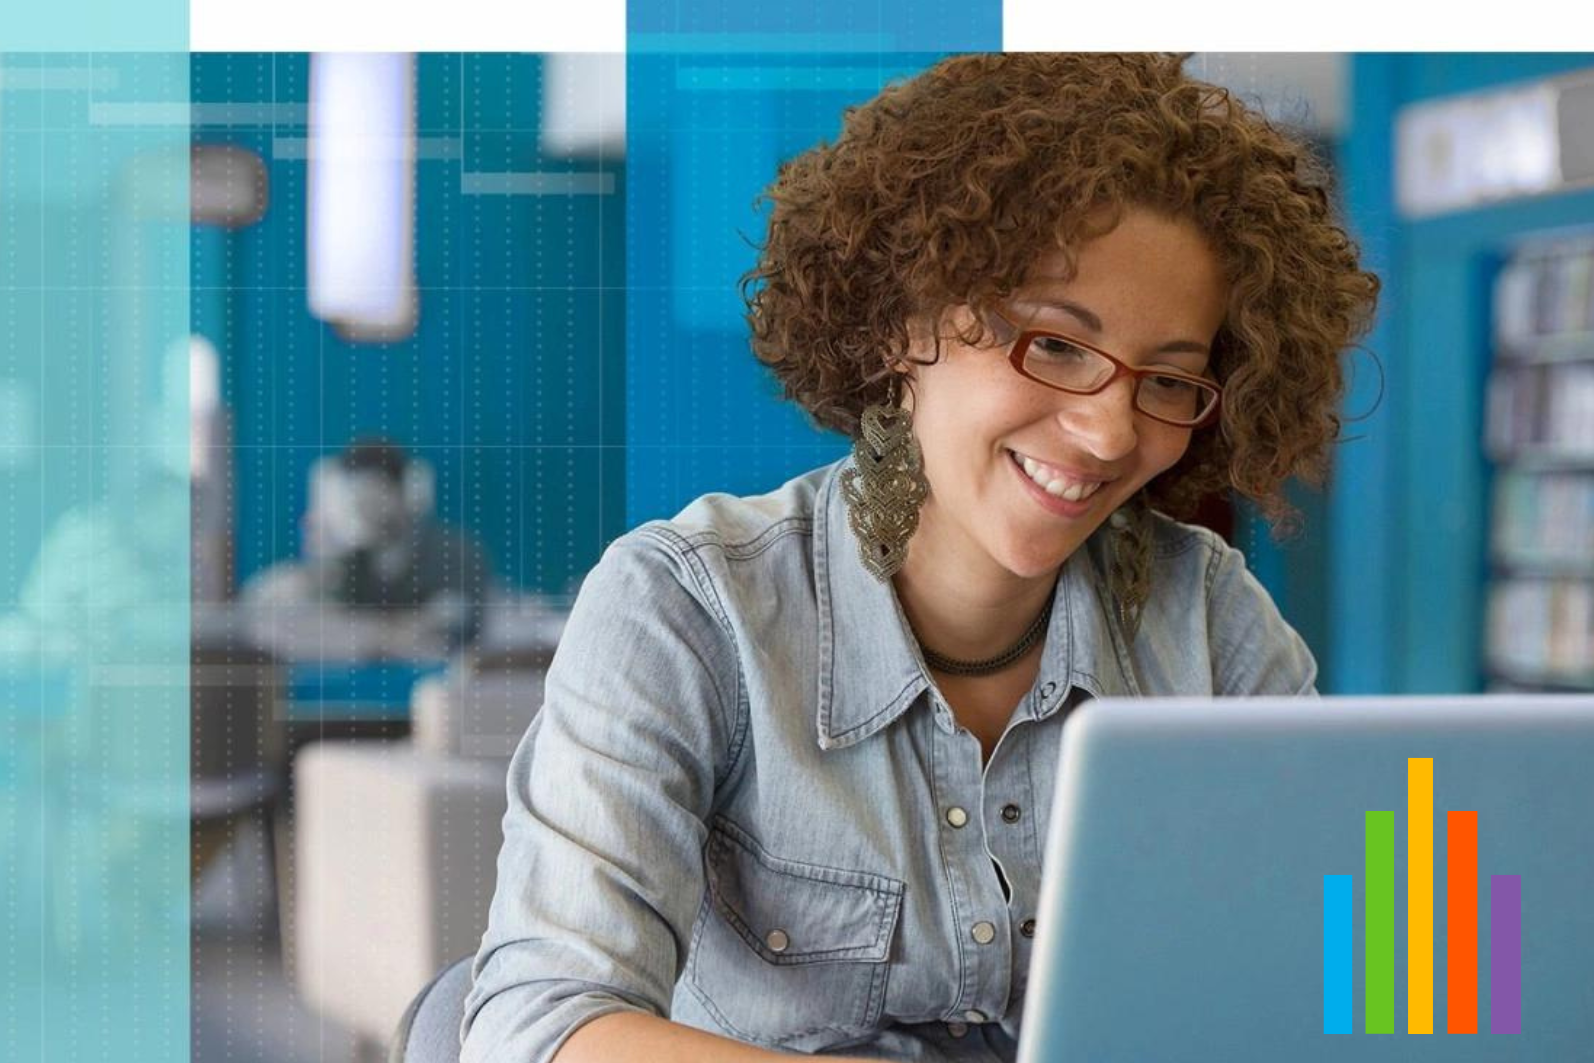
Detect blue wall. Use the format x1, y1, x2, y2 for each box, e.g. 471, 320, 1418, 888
1332, 53, 1594, 693
192, 54, 626, 601
622, 2, 1000, 526
624, 53, 944, 526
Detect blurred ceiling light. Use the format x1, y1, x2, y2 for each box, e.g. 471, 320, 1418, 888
306, 53, 417, 340
192, 144, 268, 227
113, 142, 267, 226
190, 333, 221, 416
540, 53, 625, 159
331, 285, 418, 344
188, 334, 222, 478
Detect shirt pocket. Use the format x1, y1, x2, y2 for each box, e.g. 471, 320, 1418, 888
685, 816, 904, 1053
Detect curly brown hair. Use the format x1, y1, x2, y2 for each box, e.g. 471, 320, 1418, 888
743, 52, 1380, 534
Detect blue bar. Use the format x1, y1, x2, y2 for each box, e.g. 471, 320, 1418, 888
627, 0, 999, 53
634, 31, 897, 53
1325, 874, 1353, 1033
674, 64, 929, 91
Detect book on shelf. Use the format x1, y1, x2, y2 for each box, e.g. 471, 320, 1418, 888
1486, 233, 1594, 690
1492, 471, 1594, 564
1485, 361, 1594, 456
1487, 578, 1594, 681
1494, 236, 1594, 348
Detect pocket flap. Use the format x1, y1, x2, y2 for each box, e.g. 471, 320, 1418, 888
705, 817, 903, 966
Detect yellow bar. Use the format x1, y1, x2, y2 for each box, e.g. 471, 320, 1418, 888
1408, 757, 1434, 1033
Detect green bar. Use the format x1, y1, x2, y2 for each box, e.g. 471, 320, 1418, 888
1366, 811, 1396, 1033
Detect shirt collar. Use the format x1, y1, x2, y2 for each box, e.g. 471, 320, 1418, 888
813, 454, 1138, 753
813, 455, 931, 750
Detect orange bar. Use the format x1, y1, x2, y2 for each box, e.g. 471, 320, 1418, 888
1447, 811, 1478, 1034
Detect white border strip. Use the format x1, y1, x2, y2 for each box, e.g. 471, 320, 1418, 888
1003, 0, 1574, 50
190, 0, 625, 52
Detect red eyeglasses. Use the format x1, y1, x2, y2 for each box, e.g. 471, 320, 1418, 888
988, 309, 1223, 429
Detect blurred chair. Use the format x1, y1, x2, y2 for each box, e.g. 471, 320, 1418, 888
190, 634, 287, 937
291, 641, 555, 1057
387, 953, 472, 1063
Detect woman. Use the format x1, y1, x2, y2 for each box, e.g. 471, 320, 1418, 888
462, 52, 1379, 1063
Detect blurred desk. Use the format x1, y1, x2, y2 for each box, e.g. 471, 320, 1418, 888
226, 585, 569, 666
200, 590, 566, 750
286, 660, 448, 721
270, 659, 450, 972
285, 660, 448, 734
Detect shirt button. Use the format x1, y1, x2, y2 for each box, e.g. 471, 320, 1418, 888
765, 929, 790, 953
1040, 681, 1057, 698
964, 1009, 987, 1024
1021, 918, 1036, 938
1000, 803, 1021, 823
945, 806, 969, 828
946, 1021, 969, 1038
971, 920, 996, 945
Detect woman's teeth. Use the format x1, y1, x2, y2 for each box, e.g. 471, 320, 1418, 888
1012, 449, 1104, 502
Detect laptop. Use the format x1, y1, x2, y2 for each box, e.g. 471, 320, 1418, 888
1016, 695, 1594, 1063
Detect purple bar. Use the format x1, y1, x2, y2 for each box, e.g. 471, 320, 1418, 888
1491, 875, 1522, 1034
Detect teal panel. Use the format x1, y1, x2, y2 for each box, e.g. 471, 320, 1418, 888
624, 2, 997, 526
0, 1, 184, 51
628, 0, 998, 53
1, 47, 191, 1063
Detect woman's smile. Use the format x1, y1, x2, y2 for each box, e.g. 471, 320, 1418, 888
1006, 447, 1107, 518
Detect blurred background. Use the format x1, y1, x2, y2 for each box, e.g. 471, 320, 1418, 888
180, 52, 624, 1063
2, 48, 1593, 1063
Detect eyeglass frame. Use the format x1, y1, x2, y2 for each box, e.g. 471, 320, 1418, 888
986, 309, 1224, 429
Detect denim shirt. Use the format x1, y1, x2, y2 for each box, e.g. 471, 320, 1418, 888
461, 455, 1316, 1063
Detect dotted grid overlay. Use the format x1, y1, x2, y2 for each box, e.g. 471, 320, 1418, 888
1, 51, 194, 1063
175, 52, 631, 1062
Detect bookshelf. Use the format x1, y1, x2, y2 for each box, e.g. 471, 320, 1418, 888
1484, 236, 1594, 691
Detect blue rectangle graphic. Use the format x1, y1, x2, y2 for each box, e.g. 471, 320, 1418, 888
1325, 874, 1353, 1034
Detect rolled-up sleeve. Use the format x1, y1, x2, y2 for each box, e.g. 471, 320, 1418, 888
461, 530, 743, 1063
1205, 539, 1320, 697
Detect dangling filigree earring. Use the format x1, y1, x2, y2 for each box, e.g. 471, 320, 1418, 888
839, 375, 929, 582
1107, 494, 1153, 641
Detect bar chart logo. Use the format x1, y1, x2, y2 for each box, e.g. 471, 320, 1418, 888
1323, 758, 1521, 1035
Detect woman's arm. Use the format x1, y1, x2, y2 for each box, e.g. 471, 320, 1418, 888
555, 1011, 885, 1063
460, 531, 747, 1063
1205, 536, 1320, 696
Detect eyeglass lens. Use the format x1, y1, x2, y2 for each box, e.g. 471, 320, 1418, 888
1022, 335, 1217, 425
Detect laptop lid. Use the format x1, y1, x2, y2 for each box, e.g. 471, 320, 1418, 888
1017, 695, 1594, 1063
